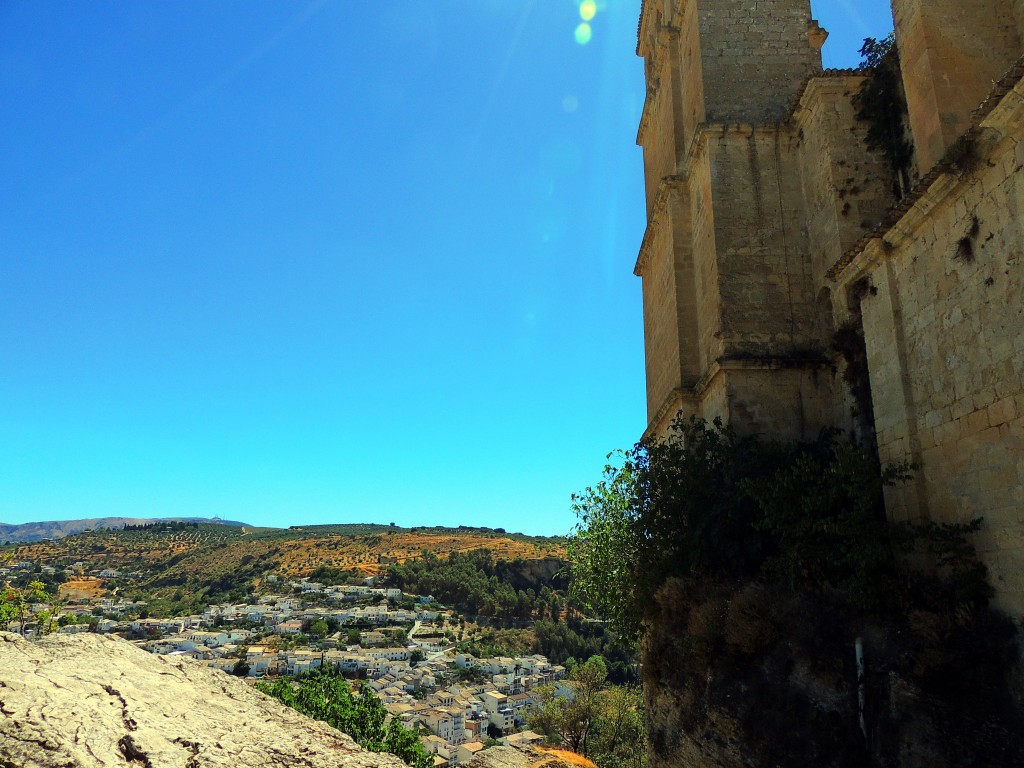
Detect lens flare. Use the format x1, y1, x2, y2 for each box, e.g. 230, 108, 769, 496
574, 23, 592, 45
579, 1, 597, 21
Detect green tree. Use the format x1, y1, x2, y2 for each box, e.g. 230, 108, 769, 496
587, 685, 646, 768
528, 655, 644, 766
529, 656, 606, 755
307, 619, 329, 639
565, 451, 648, 644
0, 580, 51, 635
256, 667, 430, 768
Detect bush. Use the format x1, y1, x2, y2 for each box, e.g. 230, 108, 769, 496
567, 416, 989, 646
256, 667, 430, 768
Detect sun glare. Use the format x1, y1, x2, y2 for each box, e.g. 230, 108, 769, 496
579, 1, 597, 22
574, 23, 592, 45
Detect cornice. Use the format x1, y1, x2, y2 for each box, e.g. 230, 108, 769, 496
633, 175, 687, 276
784, 69, 867, 124
787, 72, 868, 134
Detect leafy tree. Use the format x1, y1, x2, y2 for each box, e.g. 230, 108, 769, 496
587, 684, 646, 768
528, 655, 645, 767
532, 619, 635, 685
0, 589, 21, 630
0, 580, 52, 635
384, 548, 567, 621
307, 619, 329, 639
231, 658, 251, 677
257, 667, 430, 768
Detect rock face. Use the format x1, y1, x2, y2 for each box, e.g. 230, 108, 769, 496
465, 746, 594, 768
643, 579, 1024, 768
0, 632, 407, 768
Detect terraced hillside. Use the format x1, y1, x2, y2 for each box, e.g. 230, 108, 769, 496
3, 523, 566, 608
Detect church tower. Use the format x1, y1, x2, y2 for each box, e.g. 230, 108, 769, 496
634, 0, 836, 440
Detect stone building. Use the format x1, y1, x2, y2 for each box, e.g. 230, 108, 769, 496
633, 0, 1024, 614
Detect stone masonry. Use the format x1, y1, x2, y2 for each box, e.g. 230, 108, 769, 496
634, 0, 1024, 616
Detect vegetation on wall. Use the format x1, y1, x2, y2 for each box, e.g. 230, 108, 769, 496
855, 34, 914, 196
567, 416, 990, 647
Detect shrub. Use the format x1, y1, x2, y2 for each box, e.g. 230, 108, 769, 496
256, 667, 430, 768
567, 416, 989, 646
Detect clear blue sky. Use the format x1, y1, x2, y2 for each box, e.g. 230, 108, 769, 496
0, 1, 894, 536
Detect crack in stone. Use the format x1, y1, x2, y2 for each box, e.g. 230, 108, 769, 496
118, 734, 154, 767
104, 684, 138, 731
7, 733, 59, 751
174, 736, 202, 767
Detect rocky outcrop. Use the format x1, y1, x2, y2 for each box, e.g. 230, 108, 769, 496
465, 746, 594, 768
0, 632, 406, 768
643, 579, 1024, 768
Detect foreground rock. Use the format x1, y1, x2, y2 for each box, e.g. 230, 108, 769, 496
0, 632, 407, 768
465, 746, 595, 768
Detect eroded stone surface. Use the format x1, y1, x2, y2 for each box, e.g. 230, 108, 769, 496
0, 632, 407, 768
465, 746, 593, 768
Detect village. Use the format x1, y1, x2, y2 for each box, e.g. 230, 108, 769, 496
1, 560, 569, 767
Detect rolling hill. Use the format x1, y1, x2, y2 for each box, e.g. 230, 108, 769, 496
0, 517, 251, 543
2, 523, 567, 610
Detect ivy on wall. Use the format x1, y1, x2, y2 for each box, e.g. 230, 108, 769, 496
854, 35, 915, 197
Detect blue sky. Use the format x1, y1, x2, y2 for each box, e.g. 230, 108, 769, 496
0, 1, 894, 536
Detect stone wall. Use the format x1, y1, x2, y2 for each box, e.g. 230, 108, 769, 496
635, 0, 835, 441
891, 0, 1021, 173
793, 77, 897, 291
694, 0, 821, 124
706, 127, 817, 357
833, 77, 1024, 614
637, 180, 693, 422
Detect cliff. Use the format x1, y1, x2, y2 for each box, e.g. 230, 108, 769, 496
643, 579, 1024, 768
0, 632, 407, 768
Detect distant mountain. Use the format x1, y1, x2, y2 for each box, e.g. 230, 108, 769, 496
0, 517, 251, 543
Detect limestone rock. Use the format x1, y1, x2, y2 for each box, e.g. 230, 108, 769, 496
0, 632, 407, 768
465, 746, 594, 768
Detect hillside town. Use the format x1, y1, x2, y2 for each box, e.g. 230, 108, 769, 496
1, 560, 567, 767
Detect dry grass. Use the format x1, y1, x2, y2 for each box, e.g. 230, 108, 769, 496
533, 747, 596, 767
58, 578, 105, 600
274, 532, 564, 577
